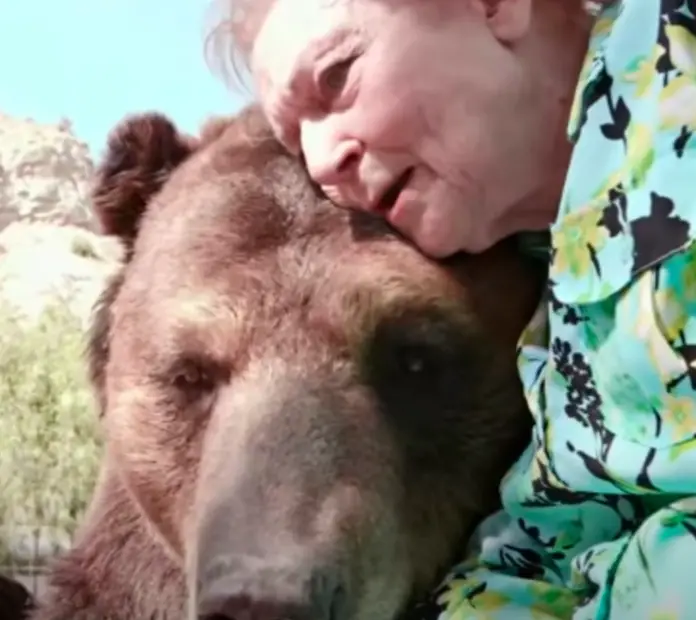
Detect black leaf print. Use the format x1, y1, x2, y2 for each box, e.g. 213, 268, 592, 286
466, 581, 487, 602
609, 185, 628, 218
660, 0, 685, 20
597, 90, 630, 142
517, 520, 552, 548
574, 63, 614, 137
516, 519, 572, 564
656, 43, 675, 76
655, 49, 674, 75
630, 191, 691, 274
681, 519, 696, 544
498, 545, 545, 580
569, 441, 660, 493
568, 443, 620, 486
651, 192, 677, 219
588, 243, 601, 277
397, 593, 443, 620
591, 65, 615, 103
600, 122, 625, 141
636, 448, 658, 490
670, 333, 696, 390
524, 413, 598, 510
598, 186, 627, 237
550, 294, 587, 326
599, 203, 623, 236
553, 341, 604, 433
655, 15, 675, 76
612, 97, 631, 135
674, 126, 692, 158
551, 339, 618, 459
672, 9, 696, 38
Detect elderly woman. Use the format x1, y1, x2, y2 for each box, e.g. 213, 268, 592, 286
212, 1, 696, 618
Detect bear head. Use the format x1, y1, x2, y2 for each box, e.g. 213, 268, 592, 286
52, 105, 545, 620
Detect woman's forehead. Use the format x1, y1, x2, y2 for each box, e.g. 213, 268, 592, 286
251, 0, 359, 92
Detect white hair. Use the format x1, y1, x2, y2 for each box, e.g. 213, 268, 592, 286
204, 0, 276, 92
205, 0, 355, 92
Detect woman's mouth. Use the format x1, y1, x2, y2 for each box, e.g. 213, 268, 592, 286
376, 167, 415, 213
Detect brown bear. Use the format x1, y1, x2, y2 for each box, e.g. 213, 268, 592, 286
28, 104, 545, 620
0, 573, 34, 619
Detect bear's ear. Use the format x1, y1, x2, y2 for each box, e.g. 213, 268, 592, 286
91, 113, 197, 253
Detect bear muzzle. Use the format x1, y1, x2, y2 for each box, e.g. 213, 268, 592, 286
193, 551, 347, 620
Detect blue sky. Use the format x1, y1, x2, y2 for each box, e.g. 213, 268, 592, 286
0, 0, 252, 158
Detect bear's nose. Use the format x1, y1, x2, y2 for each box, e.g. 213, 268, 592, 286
195, 557, 347, 620
197, 596, 311, 620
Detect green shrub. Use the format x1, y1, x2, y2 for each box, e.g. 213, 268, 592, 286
0, 301, 102, 568
70, 235, 99, 260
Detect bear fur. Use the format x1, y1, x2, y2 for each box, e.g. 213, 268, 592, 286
28, 104, 545, 620
0, 573, 34, 619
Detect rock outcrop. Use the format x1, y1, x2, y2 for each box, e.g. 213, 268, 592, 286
0, 113, 123, 326
0, 113, 96, 232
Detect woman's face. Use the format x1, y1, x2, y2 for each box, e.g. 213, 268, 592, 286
251, 0, 585, 256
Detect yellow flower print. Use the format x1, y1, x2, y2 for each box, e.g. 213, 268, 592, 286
528, 581, 579, 620
654, 249, 696, 342
664, 24, 696, 76
592, 168, 625, 204
625, 122, 655, 188
623, 47, 663, 99
552, 520, 583, 554
653, 288, 687, 343
592, 16, 614, 40
662, 395, 696, 441
633, 274, 684, 383
667, 435, 696, 462
438, 577, 510, 619
568, 53, 597, 135
680, 247, 696, 313
659, 74, 696, 131
567, 13, 614, 138
567, 13, 616, 136
649, 611, 679, 620
648, 601, 683, 620
518, 299, 549, 349
551, 210, 609, 280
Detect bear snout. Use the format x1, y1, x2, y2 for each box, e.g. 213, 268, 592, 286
184, 371, 406, 620
192, 553, 346, 620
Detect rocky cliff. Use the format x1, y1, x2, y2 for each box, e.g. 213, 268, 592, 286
0, 113, 96, 232
0, 113, 123, 325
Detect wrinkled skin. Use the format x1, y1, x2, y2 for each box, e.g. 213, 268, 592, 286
29, 105, 544, 620
247, 0, 594, 257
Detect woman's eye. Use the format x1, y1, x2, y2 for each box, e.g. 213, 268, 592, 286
319, 56, 357, 95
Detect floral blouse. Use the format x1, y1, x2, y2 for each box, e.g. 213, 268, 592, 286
415, 2, 696, 619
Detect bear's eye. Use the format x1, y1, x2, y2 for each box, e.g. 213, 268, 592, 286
362, 308, 481, 396
360, 309, 487, 441
170, 360, 216, 395
395, 344, 432, 376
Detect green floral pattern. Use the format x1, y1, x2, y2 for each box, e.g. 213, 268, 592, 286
410, 2, 696, 618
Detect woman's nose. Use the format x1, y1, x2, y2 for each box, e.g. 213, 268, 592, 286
307, 140, 363, 186
301, 124, 363, 186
